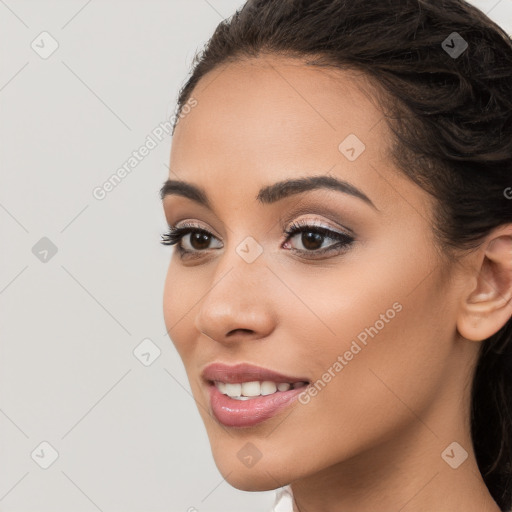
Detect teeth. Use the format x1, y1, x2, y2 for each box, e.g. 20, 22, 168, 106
214, 380, 307, 399
241, 381, 261, 397
224, 383, 242, 397
261, 381, 277, 395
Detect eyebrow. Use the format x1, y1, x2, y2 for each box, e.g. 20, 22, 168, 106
160, 175, 378, 211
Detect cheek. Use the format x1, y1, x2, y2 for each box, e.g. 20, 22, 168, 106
257, 298, 448, 481
163, 259, 202, 361
278, 238, 451, 449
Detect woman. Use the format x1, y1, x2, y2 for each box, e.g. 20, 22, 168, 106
160, 0, 512, 510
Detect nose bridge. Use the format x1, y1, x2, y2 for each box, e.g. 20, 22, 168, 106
194, 236, 274, 341
213, 227, 269, 295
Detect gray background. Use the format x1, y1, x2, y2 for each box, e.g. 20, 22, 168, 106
0, 1, 511, 511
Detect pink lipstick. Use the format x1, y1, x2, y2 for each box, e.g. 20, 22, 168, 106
202, 362, 309, 428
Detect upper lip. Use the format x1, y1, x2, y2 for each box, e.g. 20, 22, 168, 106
201, 362, 309, 384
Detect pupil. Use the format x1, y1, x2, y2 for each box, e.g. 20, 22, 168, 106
191, 232, 210, 250
303, 232, 323, 250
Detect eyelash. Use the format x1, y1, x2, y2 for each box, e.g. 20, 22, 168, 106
160, 219, 355, 260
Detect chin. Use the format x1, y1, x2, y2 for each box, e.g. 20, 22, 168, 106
220, 467, 286, 492
209, 446, 298, 492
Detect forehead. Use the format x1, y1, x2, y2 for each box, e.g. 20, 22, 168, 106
168, 55, 403, 214
173, 54, 387, 152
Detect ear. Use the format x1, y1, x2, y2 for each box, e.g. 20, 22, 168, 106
457, 225, 512, 342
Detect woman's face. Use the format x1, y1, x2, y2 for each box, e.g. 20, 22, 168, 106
162, 55, 477, 490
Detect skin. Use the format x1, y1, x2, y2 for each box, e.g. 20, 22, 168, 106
162, 54, 512, 512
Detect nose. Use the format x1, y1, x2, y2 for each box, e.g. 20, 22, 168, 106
194, 254, 277, 346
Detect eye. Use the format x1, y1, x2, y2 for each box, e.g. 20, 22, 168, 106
160, 219, 355, 260
160, 222, 222, 257
282, 219, 354, 258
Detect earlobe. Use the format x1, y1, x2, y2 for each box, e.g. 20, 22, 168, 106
456, 227, 512, 342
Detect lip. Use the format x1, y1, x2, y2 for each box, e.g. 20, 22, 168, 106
201, 362, 309, 384
207, 381, 308, 427
201, 362, 310, 428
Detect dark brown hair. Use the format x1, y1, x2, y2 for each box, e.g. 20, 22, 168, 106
170, 0, 512, 509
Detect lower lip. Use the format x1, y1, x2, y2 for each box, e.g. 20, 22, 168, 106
207, 382, 308, 428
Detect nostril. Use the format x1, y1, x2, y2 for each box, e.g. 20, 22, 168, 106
227, 328, 254, 336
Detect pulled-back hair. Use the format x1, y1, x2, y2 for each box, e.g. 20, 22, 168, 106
171, 1, 512, 509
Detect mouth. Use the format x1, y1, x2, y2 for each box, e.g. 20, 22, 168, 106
201, 361, 309, 386
201, 362, 310, 427
206, 381, 310, 427
209, 379, 309, 400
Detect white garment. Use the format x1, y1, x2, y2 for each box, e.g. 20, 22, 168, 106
270, 485, 294, 512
